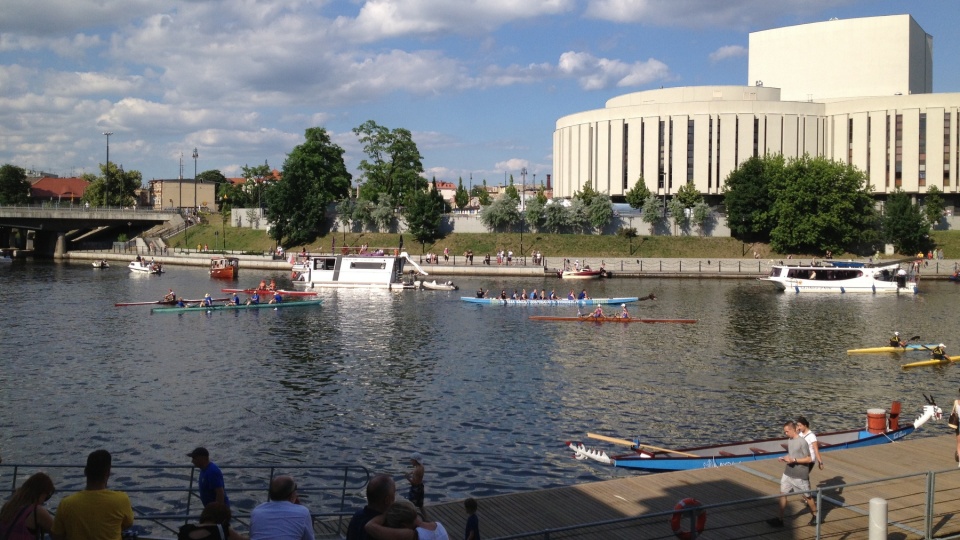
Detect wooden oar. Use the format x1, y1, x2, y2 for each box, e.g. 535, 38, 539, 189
586, 433, 699, 457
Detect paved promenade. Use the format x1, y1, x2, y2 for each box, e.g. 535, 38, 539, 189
67, 250, 960, 279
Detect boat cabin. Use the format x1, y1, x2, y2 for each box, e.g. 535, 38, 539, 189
210, 257, 239, 279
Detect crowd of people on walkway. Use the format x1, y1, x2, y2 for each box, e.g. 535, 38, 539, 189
0, 448, 478, 540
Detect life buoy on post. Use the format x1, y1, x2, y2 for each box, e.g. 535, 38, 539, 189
670, 498, 706, 540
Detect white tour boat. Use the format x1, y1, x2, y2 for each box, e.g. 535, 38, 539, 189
291, 250, 428, 289
761, 260, 919, 294
128, 260, 164, 274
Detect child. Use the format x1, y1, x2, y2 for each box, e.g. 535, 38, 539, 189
405, 452, 425, 518
464, 498, 479, 540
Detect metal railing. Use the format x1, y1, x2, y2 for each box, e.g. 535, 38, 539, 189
1, 463, 370, 538
491, 466, 960, 539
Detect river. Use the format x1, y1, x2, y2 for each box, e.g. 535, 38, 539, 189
0, 260, 957, 508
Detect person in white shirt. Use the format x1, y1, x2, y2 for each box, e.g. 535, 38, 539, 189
796, 416, 823, 470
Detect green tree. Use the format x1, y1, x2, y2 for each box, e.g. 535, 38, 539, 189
568, 198, 589, 233
586, 193, 613, 232
573, 183, 601, 206
769, 155, 876, 254
454, 177, 469, 210
267, 127, 352, 246
624, 176, 651, 209
336, 198, 356, 234
504, 178, 519, 202
691, 202, 712, 237
242, 161, 272, 210
196, 169, 227, 187
218, 180, 250, 211
640, 194, 663, 230
667, 197, 688, 235
471, 183, 491, 206
923, 185, 946, 228
80, 163, 142, 207
723, 154, 784, 242
674, 182, 703, 208
353, 120, 425, 203
370, 194, 396, 232
479, 193, 520, 232
543, 199, 571, 233
882, 189, 929, 254
535, 185, 548, 205
403, 181, 445, 244
0, 164, 30, 205
524, 196, 546, 232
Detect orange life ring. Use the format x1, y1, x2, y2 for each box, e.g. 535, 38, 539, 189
670, 498, 706, 540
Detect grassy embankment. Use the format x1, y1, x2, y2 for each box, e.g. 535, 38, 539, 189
170, 214, 960, 259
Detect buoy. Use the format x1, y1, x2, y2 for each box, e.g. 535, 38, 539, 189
670, 498, 706, 540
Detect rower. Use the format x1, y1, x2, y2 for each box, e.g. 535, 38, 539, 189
231, 293, 241, 305
268, 278, 277, 291
201, 293, 213, 307
619, 303, 630, 319
258, 278, 267, 290
889, 331, 905, 348
246, 291, 261, 305
590, 306, 604, 319
163, 288, 176, 302
176, 297, 186, 308
578, 289, 588, 300
932, 343, 947, 360
268, 291, 283, 304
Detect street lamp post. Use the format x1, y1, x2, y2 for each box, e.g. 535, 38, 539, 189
520, 167, 527, 211
102, 132, 113, 207
192, 148, 198, 214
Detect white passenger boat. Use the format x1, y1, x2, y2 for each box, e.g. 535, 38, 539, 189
128, 260, 164, 274
761, 260, 919, 294
291, 250, 428, 289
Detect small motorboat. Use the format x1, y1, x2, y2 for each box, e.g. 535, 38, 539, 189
419, 280, 458, 291
92, 260, 110, 269
210, 256, 239, 279
128, 260, 164, 274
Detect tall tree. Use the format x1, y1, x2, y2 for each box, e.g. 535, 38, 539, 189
882, 189, 929, 254
542, 199, 572, 233
923, 185, 946, 229
586, 193, 614, 232
353, 120, 426, 203
242, 161, 272, 210
723, 154, 784, 242
674, 182, 703, 208
471, 183, 491, 206
196, 169, 227, 187
80, 163, 142, 207
624, 176, 651, 209
403, 181, 445, 244
479, 193, 521, 232
267, 127, 351, 246
454, 177, 469, 210
503, 178, 519, 202
0, 164, 30, 205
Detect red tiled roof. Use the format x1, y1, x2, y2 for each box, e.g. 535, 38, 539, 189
30, 177, 89, 200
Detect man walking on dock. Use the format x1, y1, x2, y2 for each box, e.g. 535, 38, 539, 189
768, 421, 817, 528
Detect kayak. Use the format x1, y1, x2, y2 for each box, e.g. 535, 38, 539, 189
529, 315, 697, 324
461, 297, 640, 306
221, 288, 320, 296
902, 356, 955, 369
116, 297, 230, 307
152, 299, 324, 314
847, 344, 939, 354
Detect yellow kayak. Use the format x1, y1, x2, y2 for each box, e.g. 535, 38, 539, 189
847, 344, 937, 354
902, 356, 955, 369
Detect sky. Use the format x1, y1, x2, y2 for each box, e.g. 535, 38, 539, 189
1, 0, 958, 188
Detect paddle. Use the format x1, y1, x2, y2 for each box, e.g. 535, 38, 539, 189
902, 343, 952, 369
587, 433, 699, 457
638, 293, 656, 301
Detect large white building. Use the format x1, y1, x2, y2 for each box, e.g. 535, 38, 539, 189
553, 15, 960, 205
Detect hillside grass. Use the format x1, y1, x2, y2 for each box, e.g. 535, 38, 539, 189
167, 214, 960, 259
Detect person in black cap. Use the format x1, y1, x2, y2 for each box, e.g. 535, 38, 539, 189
188, 447, 230, 507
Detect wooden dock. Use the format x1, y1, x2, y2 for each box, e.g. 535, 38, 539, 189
345, 434, 960, 539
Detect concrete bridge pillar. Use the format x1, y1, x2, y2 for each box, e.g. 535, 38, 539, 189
54, 232, 67, 260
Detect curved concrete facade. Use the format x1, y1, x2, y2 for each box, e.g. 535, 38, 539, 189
553, 15, 960, 204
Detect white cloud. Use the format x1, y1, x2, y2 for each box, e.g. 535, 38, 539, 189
557, 51, 669, 90
709, 45, 747, 63
584, 0, 854, 29
494, 158, 530, 172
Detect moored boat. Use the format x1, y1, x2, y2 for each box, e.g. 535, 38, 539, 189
558, 268, 605, 279
128, 260, 164, 274
530, 315, 697, 324
92, 259, 110, 268
568, 398, 941, 472
461, 296, 640, 306
151, 299, 324, 314
291, 250, 427, 289
209, 256, 239, 279
419, 280, 458, 291
761, 259, 919, 293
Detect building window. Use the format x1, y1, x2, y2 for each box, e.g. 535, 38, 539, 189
658, 120, 665, 190
944, 113, 951, 187
895, 114, 902, 187
715, 117, 721, 188
623, 124, 629, 190
848, 118, 854, 164
687, 119, 695, 183
918, 113, 926, 187
707, 118, 713, 188
668, 119, 674, 191
885, 115, 891, 188
753, 117, 759, 158
867, 116, 871, 177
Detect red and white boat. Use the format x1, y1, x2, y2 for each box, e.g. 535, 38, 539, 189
558, 267, 605, 279
209, 256, 239, 279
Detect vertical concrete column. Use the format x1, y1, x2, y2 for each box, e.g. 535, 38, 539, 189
868, 497, 887, 540
54, 232, 67, 260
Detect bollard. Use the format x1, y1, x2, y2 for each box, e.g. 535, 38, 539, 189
868, 497, 887, 540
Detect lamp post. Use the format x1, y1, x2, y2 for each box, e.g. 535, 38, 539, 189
520, 167, 527, 211
192, 148, 198, 214
221, 194, 228, 252
102, 132, 113, 207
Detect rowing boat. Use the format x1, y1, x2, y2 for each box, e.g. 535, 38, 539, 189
847, 344, 939, 354
530, 315, 697, 324
151, 299, 324, 314
115, 297, 230, 307
461, 297, 639, 306
568, 399, 942, 472
221, 288, 320, 297
902, 356, 955, 369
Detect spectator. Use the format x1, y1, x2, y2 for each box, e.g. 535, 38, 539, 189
366, 499, 447, 540
404, 453, 425, 519
178, 502, 248, 540
463, 498, 479, 540
249, 476, 313, 540
51, 449, 134, 540
188, 447, 230, 507
0, 472, 56, 539
346, 474, 396, 540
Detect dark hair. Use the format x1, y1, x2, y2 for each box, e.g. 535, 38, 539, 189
0, 472, 55, 524
367, 474, 395, 505
464, 498, 477, 513
268, 476, 296, 501
84, 449, 112, 481
795, 416, 810, 428
199, 502, 231, 525
783, 420, 797, 430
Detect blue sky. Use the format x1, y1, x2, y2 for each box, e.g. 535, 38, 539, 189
0, 0, 957, 189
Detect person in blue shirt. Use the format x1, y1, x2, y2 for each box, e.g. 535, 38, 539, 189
187, 447, 229, 508
231, 293, 241, 305
176, 297, 186, 308
577, 289, 587, 300
269, 291, 283, 304
246, 292, 260, 305
201, 294, 213, 307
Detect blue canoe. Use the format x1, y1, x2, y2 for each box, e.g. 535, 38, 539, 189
461, 296, 640, 306
569, 403, 941, 472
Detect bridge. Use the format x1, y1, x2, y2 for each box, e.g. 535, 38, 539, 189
0, 205, 182, 259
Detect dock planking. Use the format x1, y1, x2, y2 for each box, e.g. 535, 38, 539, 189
343, 434, 960, 539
